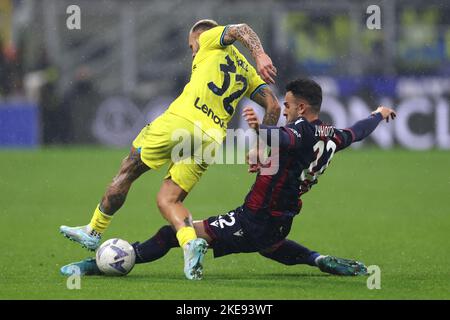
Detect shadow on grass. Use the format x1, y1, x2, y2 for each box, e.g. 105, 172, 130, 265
205, 273, 332, 280
89, 271, 333, 283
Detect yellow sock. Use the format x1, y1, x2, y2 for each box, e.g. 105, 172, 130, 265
176, 226, 197, 247
88, 205, 113, 234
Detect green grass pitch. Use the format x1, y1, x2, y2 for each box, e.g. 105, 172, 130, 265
0, 147, 449, 299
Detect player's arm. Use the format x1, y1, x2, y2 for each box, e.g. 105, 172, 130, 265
222, 24, 277, 84
243, 106, 291, 148
348, 106, 396, 142
337, 106, 396, 150
251, 86, 281, 126
243, 106, 292, 173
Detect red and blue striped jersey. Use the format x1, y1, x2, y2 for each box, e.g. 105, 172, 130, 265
244, 113, 383, 217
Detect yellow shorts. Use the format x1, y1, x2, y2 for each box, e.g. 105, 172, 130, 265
132, 111, 219, 193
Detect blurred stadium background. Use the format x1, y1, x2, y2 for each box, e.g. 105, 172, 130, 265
0, 0, 449, 149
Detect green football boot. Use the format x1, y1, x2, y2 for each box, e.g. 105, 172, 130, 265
317, 255, 368, 276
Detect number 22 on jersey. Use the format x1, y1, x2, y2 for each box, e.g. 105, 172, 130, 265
301, 140, 337, 182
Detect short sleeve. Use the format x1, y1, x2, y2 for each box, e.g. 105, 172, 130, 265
198, 25, 229, 51
246, 64, 267, 99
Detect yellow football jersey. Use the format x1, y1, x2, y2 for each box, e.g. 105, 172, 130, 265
167, 25, 267, 142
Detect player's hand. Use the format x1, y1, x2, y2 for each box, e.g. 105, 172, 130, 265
246, 148, 261, 173
243, 106, 260, 131
246, 147, 271, 174
255, 53, 277, 84
372, 106, 397, 123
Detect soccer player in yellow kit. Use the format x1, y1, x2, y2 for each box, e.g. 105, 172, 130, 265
60, 19, 281, 280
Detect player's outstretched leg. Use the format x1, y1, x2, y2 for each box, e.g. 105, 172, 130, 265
260, 239, 367, 276
60, 224, 209, 277
132, 225, 180, 263
260, 239, 321, 266
60, 226, 177, 277
60, 148, 149, 251
135, 221, 211, 280
156, 179, 209, 280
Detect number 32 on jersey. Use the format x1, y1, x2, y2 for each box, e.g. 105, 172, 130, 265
208, 55, 248, 116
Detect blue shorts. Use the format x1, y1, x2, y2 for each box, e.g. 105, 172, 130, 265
203, 206, 293, 258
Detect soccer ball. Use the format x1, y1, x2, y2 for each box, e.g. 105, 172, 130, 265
95, 238, 136, 276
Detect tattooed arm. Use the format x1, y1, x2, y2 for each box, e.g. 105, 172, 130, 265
221, 24, 279, 123
251, 86, 280, 126
222, 24, 277, 84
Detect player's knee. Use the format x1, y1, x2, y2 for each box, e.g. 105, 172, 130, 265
156, 192, 173, 211
156, 186, 181, 210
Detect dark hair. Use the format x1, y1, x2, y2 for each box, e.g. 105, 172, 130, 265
285, 78, 322, 113
190, 19, 219, 34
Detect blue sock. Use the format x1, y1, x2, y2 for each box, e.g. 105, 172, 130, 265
132, 225, 179, 264
259, 239, 320, 267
